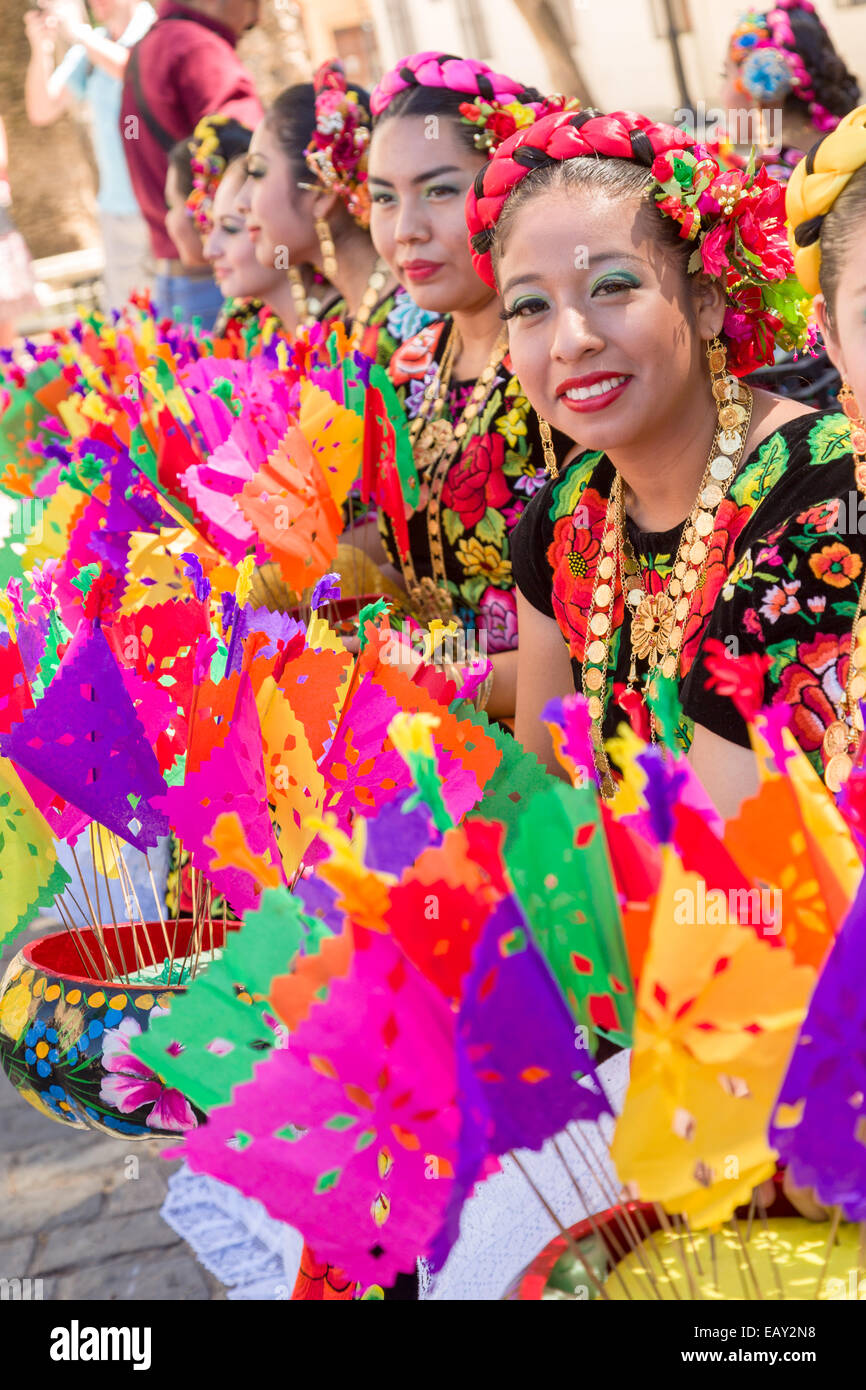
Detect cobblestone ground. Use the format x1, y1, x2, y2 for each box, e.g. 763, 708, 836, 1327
0, 921, 226, 1301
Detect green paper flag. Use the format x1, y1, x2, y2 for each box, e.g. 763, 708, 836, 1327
131, 888, 325, 1114
504, 779, 634, 1049
0, 759, 71, 947
462, 708, 558, 846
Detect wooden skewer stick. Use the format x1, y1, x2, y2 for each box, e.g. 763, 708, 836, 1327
54, 895, 102, 979
579, 1120, 676, 1301
813, 1207, 842, 1302
108, 842, 145, 973
566, 1126, 667, 1300
551, 1138, 635, 1301
711, 1232, 719, 1291
671, 1215, 702, 1301
859, 1221, 866, 1302
732, 1214, 764, 1299
93, 826, 131, 983
144, 850, 174, 967
112, 839, 156, 970
68, 850, 118, 982
508, 1150, 611, 1301
682, 1214, 705, 1277
756, 1192, 785, 1301
745, 1189, 757, 1243
727, 1221, 754, 1300
563, 1126, 646, 1263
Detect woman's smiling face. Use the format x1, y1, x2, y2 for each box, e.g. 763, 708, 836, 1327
204, 164, 286, 303
240, 119, 318, 272
368, 114, 493, 315
496, 184, 722, 453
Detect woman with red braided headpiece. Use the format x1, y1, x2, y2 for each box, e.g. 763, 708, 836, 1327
361, 53, 575, 721
465, 106, 866, 816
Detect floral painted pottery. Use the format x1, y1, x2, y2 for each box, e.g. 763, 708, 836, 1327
0, 918, 223, 1138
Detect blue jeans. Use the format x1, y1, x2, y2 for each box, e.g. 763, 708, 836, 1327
153, 272, 223, 330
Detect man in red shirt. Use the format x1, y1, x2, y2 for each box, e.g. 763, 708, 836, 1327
120, 0, 262, 325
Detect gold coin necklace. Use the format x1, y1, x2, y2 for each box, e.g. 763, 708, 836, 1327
581, 365, 753, 798
399, 327, 509, 624
347, 257, 391, 349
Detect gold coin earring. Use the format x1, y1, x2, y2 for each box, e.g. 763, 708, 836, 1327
314, 216, 338, 282
538, 415, 559, 479
287, 265, 312, 326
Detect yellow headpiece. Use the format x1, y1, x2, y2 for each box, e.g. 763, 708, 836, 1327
786, 104, 866, 296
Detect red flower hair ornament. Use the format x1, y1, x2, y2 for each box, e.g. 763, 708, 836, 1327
304, 60, 372, 227
465, 108, 813, 376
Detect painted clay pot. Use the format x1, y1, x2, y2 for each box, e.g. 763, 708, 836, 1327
0, 918, 223, 1138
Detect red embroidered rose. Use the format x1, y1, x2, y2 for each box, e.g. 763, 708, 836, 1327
548, 486, 619, 658
776, 631, 849, 753
441, 430, 511, 529
679, 498, 754, 675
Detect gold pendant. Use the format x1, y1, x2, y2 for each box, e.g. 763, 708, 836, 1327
630, 592, 676, 663
823, 720, 850, 757
825, 750, 854, 794
409, 576, 454, 624
415, 418, 455, 473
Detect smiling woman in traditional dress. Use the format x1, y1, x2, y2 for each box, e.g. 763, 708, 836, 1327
366, 54, 572, 719
465, 108, 866, 816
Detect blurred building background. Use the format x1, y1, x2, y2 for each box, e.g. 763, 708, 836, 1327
1, 0, 865, 277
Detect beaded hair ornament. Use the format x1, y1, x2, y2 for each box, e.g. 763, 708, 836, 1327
465, 108, 813, 376
186, 114, 251, 230
371, 50, 577, 172
303, 60, 372, 228
728, 0, 838, 133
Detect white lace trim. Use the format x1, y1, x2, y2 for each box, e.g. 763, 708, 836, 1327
161, 1051, 630, 1300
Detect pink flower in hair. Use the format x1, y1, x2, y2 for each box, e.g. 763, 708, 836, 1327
700, 223, 730, 277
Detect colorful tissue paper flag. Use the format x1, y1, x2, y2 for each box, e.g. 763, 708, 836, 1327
268, 924, 353, 1032
239, 428, 343, 596
505, 780, 633, 1048
610, 850, 815, 1227
318, 672, 411, 826
462, 708, 556, 843
0, 620, 169, 851
257, 677, 325, 878
384, 820, 509, 1003
770, 878, 866, 1220
459, 896, 611, 1155
176, 928, 487, 1288
0, 758, 71, 946
131, 887, 316, 1113
725, 744, 854, 970
153, 674, 284, 916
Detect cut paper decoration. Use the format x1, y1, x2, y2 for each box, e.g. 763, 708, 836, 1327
176, 929, 487, 1288
505, 780, 633, 1048
0, 757, 71, 946
770, 878, 866, 1220
459, 896, 611, 1155
384, 820, 509, 1003
610, 850, 815, 1228
153, 674, 284, 916
0, 620, 169, 851
131, 888, 317, 1113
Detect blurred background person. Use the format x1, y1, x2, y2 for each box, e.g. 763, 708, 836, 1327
0, 113, 38, 346
24, 0, 155, 311
119, 0, 262, 327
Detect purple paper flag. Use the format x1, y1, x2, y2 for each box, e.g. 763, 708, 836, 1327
177, 930, 488, 1287
770, 879, 866, 1219
0, 620, 169, 851
459, 896, 611, 1156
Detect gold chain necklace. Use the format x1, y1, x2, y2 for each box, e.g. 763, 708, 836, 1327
822, 385, 866, 792
581, 361, 753, 798
410, 325, 460, 473
347, 258, 390, 349
399, 326, 509, 624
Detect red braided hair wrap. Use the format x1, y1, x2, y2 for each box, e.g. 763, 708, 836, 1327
465, 109, 694, 288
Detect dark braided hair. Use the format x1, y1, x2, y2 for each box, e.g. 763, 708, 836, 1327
787, 4, 860, 123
